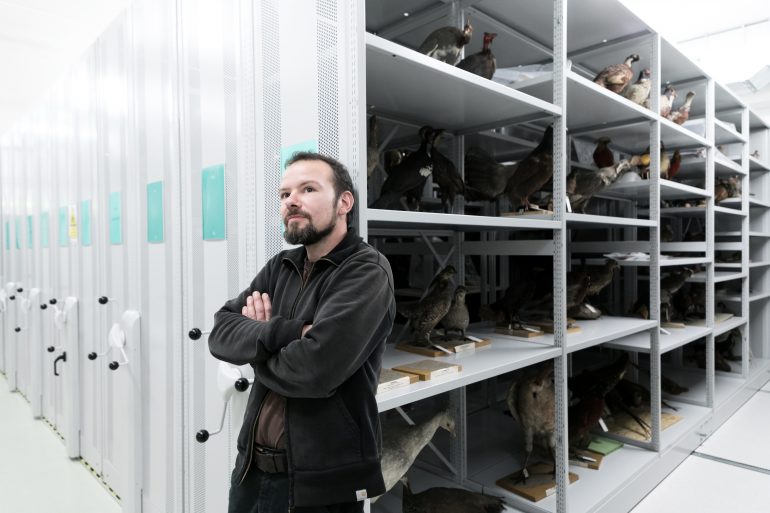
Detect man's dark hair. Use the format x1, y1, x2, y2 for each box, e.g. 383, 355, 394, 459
285, 151, 357, 228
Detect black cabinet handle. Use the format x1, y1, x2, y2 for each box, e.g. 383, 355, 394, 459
53, 352, 67, 376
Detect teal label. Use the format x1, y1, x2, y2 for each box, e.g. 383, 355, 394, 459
147, 181, 164, 243
58, 207, 68, 247
202, 164, 226, 241
40, 213, 49, 248
109, 191, 122, 245
27, 216, 33, 248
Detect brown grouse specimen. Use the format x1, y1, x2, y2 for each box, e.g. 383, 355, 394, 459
401, 477, 504, 513
398, 266, 456, 346
505, 125, 553, 211
464, 147, 516, 201
371, 126, 433, 210
593, 53, 640, 93
431, 129, 465, 211
568, 160, 632, 213
440, 286, 469, 339
456, 32, 497, 80
417, 20, 473, 65
507, 362, 556, 484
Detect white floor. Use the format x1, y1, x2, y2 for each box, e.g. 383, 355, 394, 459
0, 375, 120, 513
631, 387, 770, 513
2, 372, 770, 513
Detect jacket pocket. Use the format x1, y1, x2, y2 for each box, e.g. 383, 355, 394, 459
289, 395, 362, 470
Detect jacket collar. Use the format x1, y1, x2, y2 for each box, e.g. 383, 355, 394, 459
282, 228, 362, 272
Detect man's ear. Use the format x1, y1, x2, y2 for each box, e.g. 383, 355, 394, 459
337, 190, 354, 217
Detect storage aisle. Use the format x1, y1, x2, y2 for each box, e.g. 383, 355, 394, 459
631, 387, 770, 513
0, 375, 120, 513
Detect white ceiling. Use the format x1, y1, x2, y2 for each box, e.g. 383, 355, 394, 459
0, 0, 129, 136
0, 0, 768, 136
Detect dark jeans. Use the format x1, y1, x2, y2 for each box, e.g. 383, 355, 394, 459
229, 468, 364, 513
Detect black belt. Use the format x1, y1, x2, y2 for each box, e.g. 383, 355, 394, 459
253, 445, 288, 474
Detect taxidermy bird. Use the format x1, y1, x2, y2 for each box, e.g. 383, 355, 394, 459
593, 53, 640, 93
661, 222, 675, 242
367, 115, 380, 178
378, 408, 455, 497
430, 129, 464, 212
372, 126, 433, 210
568, 353, 630, 446
568, 259, 618, 320
566, 272, 591, 308
645, 84, 677, 117
668, 149, 682, 179
592, 136, 614, 168
439, 286, 469, 340
716, 328, 742, 362
479, 269, 542, 328
456, 32, 497, 80
667, 91, 696, 125
640, 142, 670, 179
507, 362, 556, 483
506, 125, 554, 211
398, 266, 456, 346
464, 147, 516, 201
417, 20, 473, 65
660, 268, 694, 321
400, 477, 504, 513
714, 179, 730, 203
568, 160, 632, 213
382, 149, 405, 175
623, 68, 652, 106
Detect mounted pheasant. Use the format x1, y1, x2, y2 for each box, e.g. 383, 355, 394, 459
593, 53, 640, 93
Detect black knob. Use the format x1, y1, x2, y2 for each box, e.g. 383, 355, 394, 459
196, 430, 210, 443
109, 361, 119, 371
9, 295, 15, 300
98, 296, 109, 305
88, 352, 97, 360
47, 346, 55, 353
16, 287, 23, 293
188, 328, 202, 340
14, 327, 21, 333
234, 378, 250, 392
40, 304, 48, 310
49, 299, 57, 305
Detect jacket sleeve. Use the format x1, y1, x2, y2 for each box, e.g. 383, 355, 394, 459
208, 262, 306, 366
253, 256, 395, 398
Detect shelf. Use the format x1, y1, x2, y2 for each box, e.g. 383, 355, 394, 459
659, 366, 708, 405
717, 197, 741, 207
715, 231, 741, 237
583, 256, 710, 267
566, 213, 656, 227
714, 264, 742, 272
565, 316, 658, 354
689, 271, 746, 283
466, 407, 657, 513
601, 179, 710, 203
659, 206, 707, 218
715, 153, 746, 176
660, 401, 712, 452
366, 33, 560, 133
714, 118, 748, 145
366, 209, 560, 232
746, 156, 770, 173
750, 232, 770, 238
713, 316, 747, 337
714, 205, 747, 217
749, 261, 770, 269
749, 198, 770, 209
603, 324, 711, 354
718, 291, 770, 303
376, 326, 560, 411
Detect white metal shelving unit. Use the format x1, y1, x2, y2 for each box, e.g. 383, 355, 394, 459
361, 1, 770, 512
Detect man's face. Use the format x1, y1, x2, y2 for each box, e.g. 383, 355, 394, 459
279, 159, 339, 245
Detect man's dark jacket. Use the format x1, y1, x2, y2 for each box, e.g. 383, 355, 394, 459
208, 230, 396, 507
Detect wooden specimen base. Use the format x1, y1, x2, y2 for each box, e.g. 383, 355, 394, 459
496, 463, 579, 502
396, 337, 491, 357
494, 325, 544, 338
502, 208, 554, 218
606, 409, 683, 441
527, 319, 582, 334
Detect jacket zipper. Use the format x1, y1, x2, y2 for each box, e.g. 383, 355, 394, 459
241, 261, 305, 487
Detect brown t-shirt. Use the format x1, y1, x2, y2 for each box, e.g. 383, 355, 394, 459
254, 259, 314, 449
